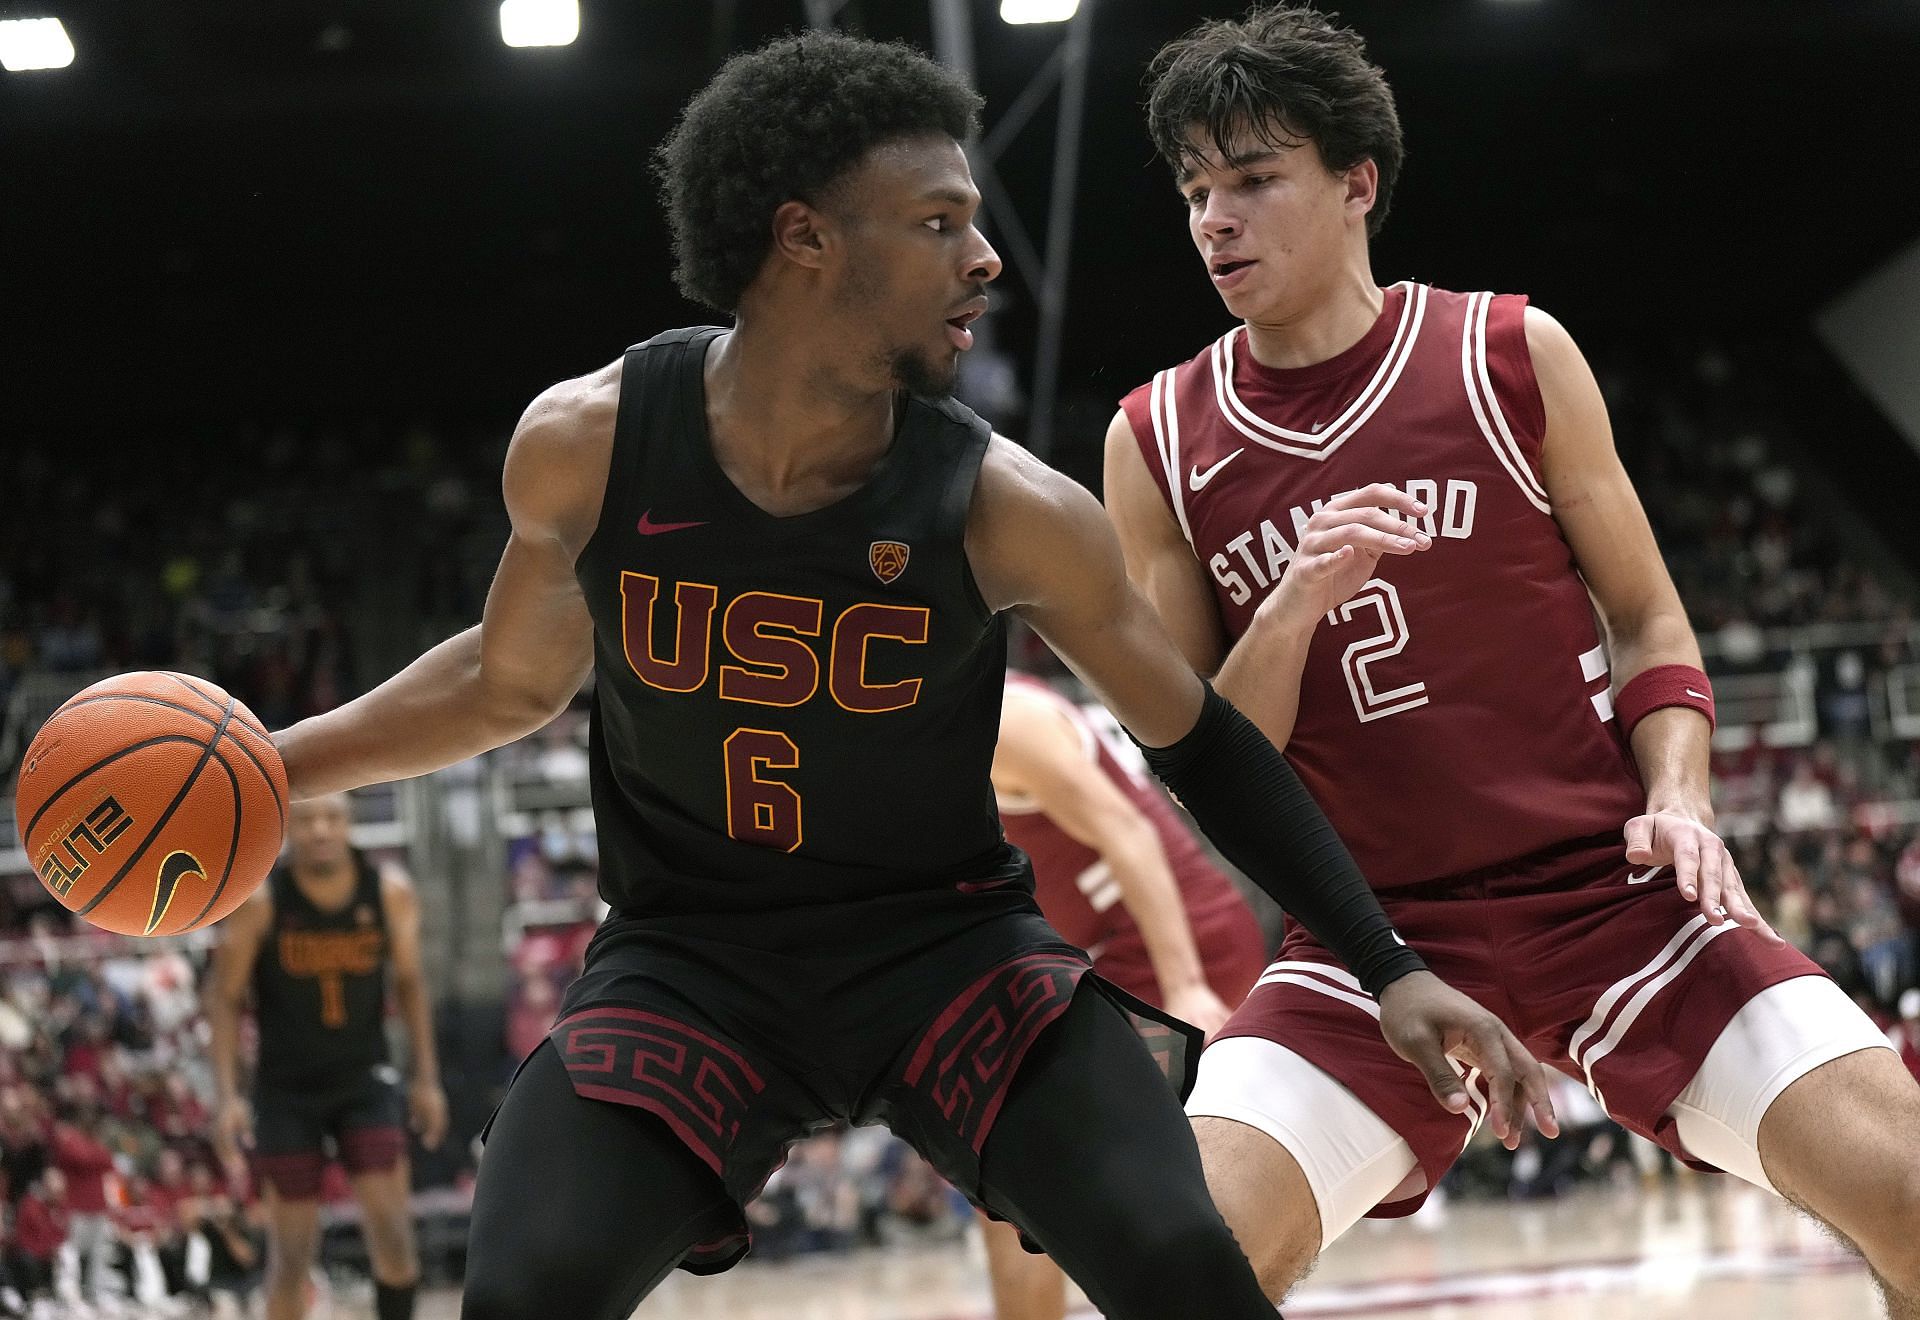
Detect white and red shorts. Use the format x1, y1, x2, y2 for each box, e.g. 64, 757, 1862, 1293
1187, 837, 1890, 1240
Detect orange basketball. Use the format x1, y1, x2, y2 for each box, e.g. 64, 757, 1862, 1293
12, 671, 287, 937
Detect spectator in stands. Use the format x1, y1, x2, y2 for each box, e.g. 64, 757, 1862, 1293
49, 1102, 117, 1302
7, 1169, 68, 1304
1778, 757, 1840, 831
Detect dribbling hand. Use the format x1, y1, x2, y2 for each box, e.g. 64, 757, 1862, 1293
1258, 484, 1432, 627
1376, 970, 1559, 1150
213, 1095, 253, 1167
1624, 809, 1784, 943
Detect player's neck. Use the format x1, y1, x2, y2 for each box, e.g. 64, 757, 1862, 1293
1240, 268, 1383, 372
702, 320, 898, 514
291, 860, 354, 907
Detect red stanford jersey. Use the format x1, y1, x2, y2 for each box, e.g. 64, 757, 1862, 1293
1120, 283, 1646, 891
997, 674, 1244, 951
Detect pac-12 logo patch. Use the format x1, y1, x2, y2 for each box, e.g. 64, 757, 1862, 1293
869, 541, 910, 584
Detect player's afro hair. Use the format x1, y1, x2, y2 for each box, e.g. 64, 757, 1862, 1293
655, 31, 983, 313
1146, 4, 1403, 238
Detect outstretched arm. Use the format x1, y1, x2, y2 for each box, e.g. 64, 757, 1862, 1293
1530, 308, 1777, 942
970, 438, 1556, 1143
994, 686, 1231, 1035
272, 367, 617, 799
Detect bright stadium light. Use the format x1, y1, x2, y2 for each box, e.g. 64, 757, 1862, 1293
499, 0, 578, 49
999, 0, 1079, 24
0, 17, 75, 71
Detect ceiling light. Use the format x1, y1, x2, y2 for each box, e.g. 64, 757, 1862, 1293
500, 0, 578, 49
0, 17, 75, 72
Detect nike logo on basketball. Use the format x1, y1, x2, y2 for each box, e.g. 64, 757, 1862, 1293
1626, 865, 1664, 885
1188, 449, 1244, 492
637, 511, 707, 536
146, 850, 206, 936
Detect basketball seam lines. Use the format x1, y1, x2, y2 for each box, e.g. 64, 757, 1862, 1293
21, 734, 210, 843
77, 698, 237, 917
176, 745, 243, 932
53, 693, 286, 832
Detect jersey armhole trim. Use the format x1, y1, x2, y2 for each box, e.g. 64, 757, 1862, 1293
1148, 369, 1197, 548
1461, 292, 1551, 514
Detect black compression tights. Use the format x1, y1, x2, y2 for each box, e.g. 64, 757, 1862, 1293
460, 988, 1278, 1319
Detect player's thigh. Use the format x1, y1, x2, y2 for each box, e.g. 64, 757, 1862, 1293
1760, 1045, 1920, 1247
1666, 975, 1899, 1196
968, 984, 1268, 1313
1188, 1035, 1419, 1260
250, 1086, 329, 1206
347, 1162, 417, 1273
462, 1040, 737, 1320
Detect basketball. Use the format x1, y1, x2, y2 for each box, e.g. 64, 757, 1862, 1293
12, 671, 288, 937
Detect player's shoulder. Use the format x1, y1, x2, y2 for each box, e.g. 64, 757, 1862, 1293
968, 434, 1110, 610
976, 433, 1098, 523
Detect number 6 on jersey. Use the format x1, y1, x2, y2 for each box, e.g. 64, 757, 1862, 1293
724, 729, 803, 851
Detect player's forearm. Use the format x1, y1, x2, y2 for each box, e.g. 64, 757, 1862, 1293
394, 975, 441, 1086
1213, 600, 1317, 750
1102, 820, 1208, 999
1138, 687, 1424, 998
205, 998, 244, 1101
1611, 609, 1713, 818
274, 627, 564, 799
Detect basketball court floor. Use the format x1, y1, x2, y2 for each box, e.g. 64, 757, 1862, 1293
414, 1174, 1878, 1319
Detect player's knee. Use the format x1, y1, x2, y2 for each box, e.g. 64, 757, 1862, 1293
1095, 1190, 1258, 1309
1864, 1164, 1920, 1294
363, 1210, 418, 1276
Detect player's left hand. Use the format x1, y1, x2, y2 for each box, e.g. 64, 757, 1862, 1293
409, 1079, 449, 1150
1624, 809, 1784, 943
1376, 970, 1559, 1150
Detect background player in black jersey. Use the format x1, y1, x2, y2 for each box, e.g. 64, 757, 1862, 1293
204, 793, 447, 1320
262, 32, 1554, 1320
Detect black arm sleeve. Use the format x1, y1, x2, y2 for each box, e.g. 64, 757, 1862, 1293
1136, 685, 1428, 999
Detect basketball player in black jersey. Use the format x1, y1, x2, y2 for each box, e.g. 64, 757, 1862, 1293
264, 33, 1554, 1319
204, 793, 447, 1320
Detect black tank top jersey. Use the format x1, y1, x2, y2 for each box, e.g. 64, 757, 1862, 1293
252, 853, 391, 1086
575, 327, 1023, 922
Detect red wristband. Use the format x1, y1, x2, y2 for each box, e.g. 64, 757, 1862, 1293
1615, 664, 1715, 740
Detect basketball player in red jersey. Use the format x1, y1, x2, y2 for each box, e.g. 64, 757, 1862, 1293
204, 793, 448, 1320
985, 671, 1266, 1320
1104, 7, 1920, 1314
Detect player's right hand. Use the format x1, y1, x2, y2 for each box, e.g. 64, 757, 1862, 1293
1376, 970, 1559, 1151
213, 1095, 254, 1166
1261, 484, 1432, 625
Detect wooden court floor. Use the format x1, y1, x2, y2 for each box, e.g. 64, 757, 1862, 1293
415, 1175, 1880, 1319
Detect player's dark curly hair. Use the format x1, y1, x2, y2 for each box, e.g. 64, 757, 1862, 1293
655, 31, 983, 313
1145, 4, 1403, 237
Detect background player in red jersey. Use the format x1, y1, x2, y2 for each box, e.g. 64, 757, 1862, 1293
1104, 6, 1920, 1316
984, 671, 1266, 1320
204, 793, 447, 1320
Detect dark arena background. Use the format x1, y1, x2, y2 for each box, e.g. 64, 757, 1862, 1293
5, 2, 1920, 1316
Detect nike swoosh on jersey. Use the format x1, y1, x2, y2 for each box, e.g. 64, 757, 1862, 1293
636, 510, 708, 535
1626, 865, 1665, 884
1188, 448, 1245, 492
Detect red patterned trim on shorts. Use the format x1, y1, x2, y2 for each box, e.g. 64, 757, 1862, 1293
550, 1006, 767, 1179
251, 1152, 325, 1200
901, 952, 1087, 1153
338, 1125, 405, 1174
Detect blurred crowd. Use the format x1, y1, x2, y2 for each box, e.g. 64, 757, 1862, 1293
0, 920, 262, 1316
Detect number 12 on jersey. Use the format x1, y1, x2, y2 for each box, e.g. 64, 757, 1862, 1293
724, 729, 803, 851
